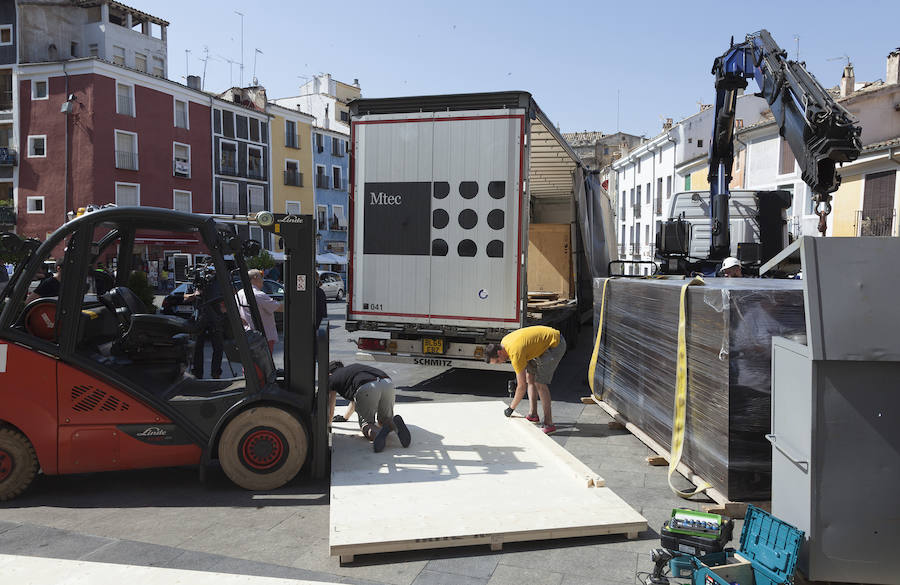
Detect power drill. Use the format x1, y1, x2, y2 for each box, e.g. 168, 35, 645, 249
646, 548, 674, 585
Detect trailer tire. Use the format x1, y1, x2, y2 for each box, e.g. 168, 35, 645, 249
0, 428, 39, 501
218, 407, 308, 491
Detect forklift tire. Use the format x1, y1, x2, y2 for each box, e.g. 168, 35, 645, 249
0, 428, 39, 501
218, 407, 308, 491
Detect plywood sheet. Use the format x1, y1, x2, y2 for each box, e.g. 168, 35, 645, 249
329, 401, 646, 561
527, 223, 572, 298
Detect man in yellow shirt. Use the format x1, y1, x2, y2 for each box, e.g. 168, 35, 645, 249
484, 325, 566, 434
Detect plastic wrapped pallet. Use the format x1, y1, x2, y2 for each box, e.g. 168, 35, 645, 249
591, 277, 806, 501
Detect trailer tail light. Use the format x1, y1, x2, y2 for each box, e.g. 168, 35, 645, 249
358, 338, 387, 351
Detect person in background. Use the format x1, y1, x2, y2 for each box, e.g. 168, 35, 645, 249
185, 273, 226, 379
328, 361, 410, 453
236, 268, 283, 354
722, 257, 743, 277
484, 325, 566, 434
26, 262, 62, 302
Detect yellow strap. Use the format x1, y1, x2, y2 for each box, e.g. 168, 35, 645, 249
668, 276, 711, 498
587, 278, 610, 398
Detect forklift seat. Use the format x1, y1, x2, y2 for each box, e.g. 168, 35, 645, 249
101, 286, 195, 364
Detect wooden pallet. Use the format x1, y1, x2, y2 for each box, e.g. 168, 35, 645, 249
581, 396, 769, 519
330, 401, 647, 563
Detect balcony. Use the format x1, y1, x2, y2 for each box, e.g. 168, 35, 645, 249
329, 219, 348, 231
285, 134, 300, 149
316, 175, 330, 189
0, 89, 12, 111
0, 148, 17, 166
117, 95, 134, 116
0, 206, 15, 225
115, 150, 138, 170
248, 166, 266, 181
284, 170, 303, 187
220, 160, 238, 176
856, 208, 896, 237
632, 203, 642, 219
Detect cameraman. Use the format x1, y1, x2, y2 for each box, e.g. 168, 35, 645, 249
184, 266, 226, 379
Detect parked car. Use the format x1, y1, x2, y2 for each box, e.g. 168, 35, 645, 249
161, 279, 285, 329
317, 270, 345, 301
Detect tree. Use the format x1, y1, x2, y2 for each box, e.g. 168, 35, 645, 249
247, 249, 275, 271
127, 270, 157, 313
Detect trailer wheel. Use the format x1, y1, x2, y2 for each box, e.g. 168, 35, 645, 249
336, 289, 345, 301
218, 407, 308, 491
0, 428, 39, 501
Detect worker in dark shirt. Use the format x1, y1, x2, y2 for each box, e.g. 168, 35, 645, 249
27, 263, 62, 302
328, 361, 411, 453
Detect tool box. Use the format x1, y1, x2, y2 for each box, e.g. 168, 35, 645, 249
661, 508, 734, 557
684, 505, 803, 585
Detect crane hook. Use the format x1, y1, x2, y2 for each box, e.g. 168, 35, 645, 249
814, 194, 832, 236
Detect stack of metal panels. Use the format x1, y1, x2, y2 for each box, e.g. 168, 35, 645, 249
591, 277, 805, 501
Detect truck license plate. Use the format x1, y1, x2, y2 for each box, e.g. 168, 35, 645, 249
423, 338, 444, 354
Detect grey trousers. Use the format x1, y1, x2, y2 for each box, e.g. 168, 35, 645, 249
354, 377, 395, 428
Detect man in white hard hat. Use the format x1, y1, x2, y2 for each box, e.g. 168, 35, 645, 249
722, 257, 743, 277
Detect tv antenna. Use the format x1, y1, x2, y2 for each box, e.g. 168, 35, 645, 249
235, 11, 244, 86
828, 54, 852, 68
252, 48, 263, 85
198, 46, 211, 90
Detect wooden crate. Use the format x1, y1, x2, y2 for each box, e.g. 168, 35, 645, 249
527, 223, 572, 299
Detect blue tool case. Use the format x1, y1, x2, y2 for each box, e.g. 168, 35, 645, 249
688, 506, 804, 585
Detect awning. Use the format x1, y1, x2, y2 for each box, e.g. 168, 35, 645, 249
316, 253, 348, 265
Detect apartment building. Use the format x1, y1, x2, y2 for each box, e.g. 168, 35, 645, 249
0, 1, 16, 231
312, 126, 349, 271
268, 102, 315, 219
274, 73, 360, 134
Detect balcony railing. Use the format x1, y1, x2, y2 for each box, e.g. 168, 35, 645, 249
248, 166, 266, 181
0, 148, 17, 166
285, 134, 300, 149
0, 89, 13, 111
316, 175, 330, 189
284, 170, 303, 187
0, 206, 15, 225
115, 150, 138, 170
220, 161, 238, 176
329, 219, 348, 231
856, 208, 896, 237
117, 94, 133, 116
331, 146, 344, 157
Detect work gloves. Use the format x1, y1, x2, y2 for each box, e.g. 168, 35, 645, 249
504, 407, 514, 417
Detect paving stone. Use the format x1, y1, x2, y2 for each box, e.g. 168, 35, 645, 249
411, 569, 489, 585
498, 541, 638, 583
424, 553, 500, 579
80, 539, 185, 566
488, 563, 563, 585
0, 523, 113, 559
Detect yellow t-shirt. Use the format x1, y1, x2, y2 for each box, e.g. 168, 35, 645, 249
501, 326, 561, 374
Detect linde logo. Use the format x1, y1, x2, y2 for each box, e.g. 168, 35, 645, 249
136, 427, 168, 437
369, 192, 402, 205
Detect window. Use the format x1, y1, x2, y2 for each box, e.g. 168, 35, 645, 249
331, 137, 343, 156
32, 80, 48, 100
666, 176, 672, 198
0, 26, 12, 46
115, 130, 138, 170
629, 188, 634, 206
221, 182, 239, 214
734, 149, 742, 172
637, 157, 641, 173
284, 159, 302, 186
331, 204, 346, 230
779, 138, 796, 175
222, 111, 234, 138
656, 178, 663, 214
644, 225, 650, 246
261, 122, 268, 144
116, 83, 134, 116
27, 196, 44, 213
620, 225, 625, 248
27, 135, 46, 158
249, 226, 264, 247
697, 139, 703, 148
635, 184, 641, 204
315, 133, 324, 152
332, 166, 343, 190
219, 141, 237, 175
248, 185, 266, 213
151, 56, 164, 77
621, 190, 626, 215
70, 41, 78, 58
115, 182, 139, 206
112, 45, 126, 66
285, 201, 301, 215
646, 182, 650, 204
173, 190, 192, 213
247, 146, 263, 179
340, 110, 349, 123
316, 204, 327, 230
213, 109, 222, 134
0, 127, 12, 149
658, 149, 662, 162
316, 165, 328, 189
174, 99, 188, 128
635, 223, 641, 246
89, 43, 98, 57
250, 118, 260, 142
285, 120, 299, 148
236, 115, 248, 140
135, 53, 147, 73
173, 142, 190, 178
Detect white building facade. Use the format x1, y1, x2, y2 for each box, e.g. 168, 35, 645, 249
274, 73, 360, 134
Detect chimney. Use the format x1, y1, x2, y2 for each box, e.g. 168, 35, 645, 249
353, 78, 360, 88
662, 118, 673, 132
840, 63, 855, 97
186, 75, 201, 90
887, 49, 900, 85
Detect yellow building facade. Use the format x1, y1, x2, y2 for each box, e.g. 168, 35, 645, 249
268, 104, 316, 217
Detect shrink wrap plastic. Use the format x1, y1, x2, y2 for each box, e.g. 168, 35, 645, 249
591, 277, 805, 500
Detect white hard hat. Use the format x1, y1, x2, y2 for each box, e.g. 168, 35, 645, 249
722, 257, 741, 270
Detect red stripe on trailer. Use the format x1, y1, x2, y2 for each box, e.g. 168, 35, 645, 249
349, 310, 519, 323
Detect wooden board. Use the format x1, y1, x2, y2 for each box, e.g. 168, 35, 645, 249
527, 223, 572, 299
330, 401, 646, 562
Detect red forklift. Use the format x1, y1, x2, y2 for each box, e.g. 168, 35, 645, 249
0, 207, 329, 500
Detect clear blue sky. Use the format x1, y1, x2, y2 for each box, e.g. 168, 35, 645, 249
151, 0, 897, 138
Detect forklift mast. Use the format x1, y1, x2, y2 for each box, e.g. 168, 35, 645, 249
707, 29, 862, 259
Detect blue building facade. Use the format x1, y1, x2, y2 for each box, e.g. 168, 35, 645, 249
312, 127, 350, 274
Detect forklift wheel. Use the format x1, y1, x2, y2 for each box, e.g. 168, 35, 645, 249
218, 407, 308, 491
0, 428, 39, 501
